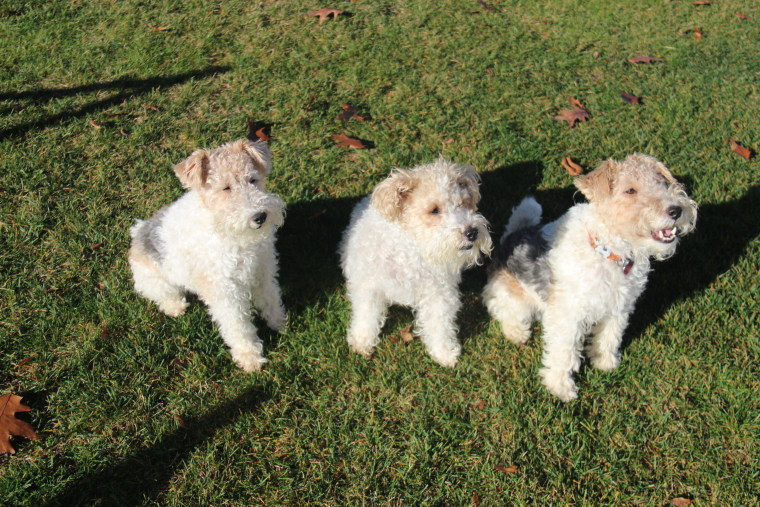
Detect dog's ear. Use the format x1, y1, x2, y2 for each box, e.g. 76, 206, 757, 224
574, 159, 620, 202
456, 165, 482, 207
174, 149, 210, 189
371, 169, 416, 221
240, 139, 272, 175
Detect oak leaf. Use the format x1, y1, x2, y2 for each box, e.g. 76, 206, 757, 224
728, 139, 752, 161
338, 103, 364, 122
247, 120, 271, 142
621, 91, 642, 105
553, 99, 590, 127
332, 133, 365, 149
561, 157, 584, 176
307, 8, 343, 24
494, 464, 518, 473
627, 55, 663, 64
400, 324, 414, 343
1, 394, 39, 454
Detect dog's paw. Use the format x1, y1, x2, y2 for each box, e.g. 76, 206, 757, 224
539, 367, 578, 402
590, 352, 620, 371
347, 333, 376, 358
231, 349, 268, 372
427, 342, 461, 368
265, 308, 288, 333
159, 298, 188, 317
498, 320, 531, 345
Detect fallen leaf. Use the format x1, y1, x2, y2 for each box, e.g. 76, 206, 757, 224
89, 120, 101, 129
173, 414, 185, 428
671, 498, 693, 506
553, 99, 590, 127
472, 492, 481, 506
305, 94, 317, 111
621, 91, 642, 105
16, 357, 34, 369
692, 0, 710, 5
471, 399, 486, 410
736, 12, 750, 20
149, 25, 170, 31
400, 324, 414, 343
728, 139, 752, 160
332, 133, 365, 149
479, 0, 497, 12
388, 334, 400, 344
494, 464, 518, 473
0, 394, 40, 454
100, 327, 109, 340
338, 103, 364, 122
143, 104, 159, 111
307, 8, 343, 24
561, 157, 584, 176
694, 26, 702, 39
627, 55, 663, 64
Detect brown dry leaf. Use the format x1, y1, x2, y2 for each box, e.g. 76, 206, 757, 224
569, 97, 585, 110
621, 91, 642, 105
479, 0, 497, 12
736, 12, 750, 20
692, 0, 710, 5
553, 101, 590, 127
144, 104, 159, 111
149, 25, 170, 31
472, 492, 481, 506
472, 399, 486, 410
671, 498, 693, 506
627, 55, 663, 64
728, 139, 752, 161
561, 157, 584, 176
307, 8, 343, 24
694, 27, 702, 39
338, 103, 365, 122
173, 414, 186, 428
400, 324, 414, 343
1, 394, 40, 454
494, 464, 518, 474
333, 133, 365, 149
89, 120, 101, 129
16, 357, 34, 369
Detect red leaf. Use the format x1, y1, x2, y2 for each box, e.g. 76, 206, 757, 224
89, 120, 101, 129
494, 464, 518, 473
332, 133, 365, 149
728, 139, 752, 161
553, 103, 589, 127
561, 157, 584, 176
143, 104, 159, 111
307, 8, 343, 24
247, 120, 271, 142
621, 91, 642, 105
627, 55, 663, 64
736, 12, 750, 20
0, 394, 40, 454
338, 103, 365, 122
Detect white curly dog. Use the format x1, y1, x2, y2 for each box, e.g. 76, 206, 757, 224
483, 154, 697, 401
129, 138, 286, 372
340, 158, 492, 367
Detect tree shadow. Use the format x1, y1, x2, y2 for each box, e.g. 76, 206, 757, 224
44, 384, 270, 506
0, 66, 230, 139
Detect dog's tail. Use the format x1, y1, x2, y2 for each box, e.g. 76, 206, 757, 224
504, 197, 542, 236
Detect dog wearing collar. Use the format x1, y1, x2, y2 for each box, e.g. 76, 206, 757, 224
482, 154, 697, 401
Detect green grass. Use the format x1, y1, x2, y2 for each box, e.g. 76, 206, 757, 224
1, 0, 758, 504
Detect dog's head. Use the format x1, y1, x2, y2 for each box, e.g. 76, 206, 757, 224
575, 153, 697, 259
371, 157, 492, 268
173, 138, 285, 238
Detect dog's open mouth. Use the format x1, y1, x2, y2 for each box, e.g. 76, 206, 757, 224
652, 227, 677, 243
459, 245, 474, 251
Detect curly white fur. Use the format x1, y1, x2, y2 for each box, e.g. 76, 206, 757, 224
129, 138, 286, 372
340, 158, 492, 366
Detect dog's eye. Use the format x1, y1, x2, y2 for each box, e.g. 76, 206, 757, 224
223, 186, 231, 191
625, 188, 637, 195
249, 177, 257, 184
430, 206, 440, 215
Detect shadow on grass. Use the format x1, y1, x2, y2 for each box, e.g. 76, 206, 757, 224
0, 66, 230, 139
45, 384, 270, 506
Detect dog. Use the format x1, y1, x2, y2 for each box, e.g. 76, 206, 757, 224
483, 154, 697, 401
129, 138, 286, 372
339, 158, 492, 366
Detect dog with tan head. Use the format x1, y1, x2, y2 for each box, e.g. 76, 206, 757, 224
129, 138, 286, 372
483, 154, 697, 401
340, 158, 492, 366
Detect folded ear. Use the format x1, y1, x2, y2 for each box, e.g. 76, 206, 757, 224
574, 158, 620, 202
173, 149, 210, 189
241, 139, 272, 175
371, 169, 416, 221
456, 164, 481, 207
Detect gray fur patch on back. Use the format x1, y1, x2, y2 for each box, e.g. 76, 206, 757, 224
488, 225, 551, 298
136, 207, 168, 262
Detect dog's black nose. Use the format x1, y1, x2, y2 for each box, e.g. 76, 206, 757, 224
464, 227, 478, 242
667, 206, 682, 220
252, 212, 268, 225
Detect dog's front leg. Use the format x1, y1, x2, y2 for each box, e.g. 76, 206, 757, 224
587, 313, 627, 371
416, 289, 462, 367
206, 290, 266, 372
538, 306, 587, 401
252, 245, 287, 332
